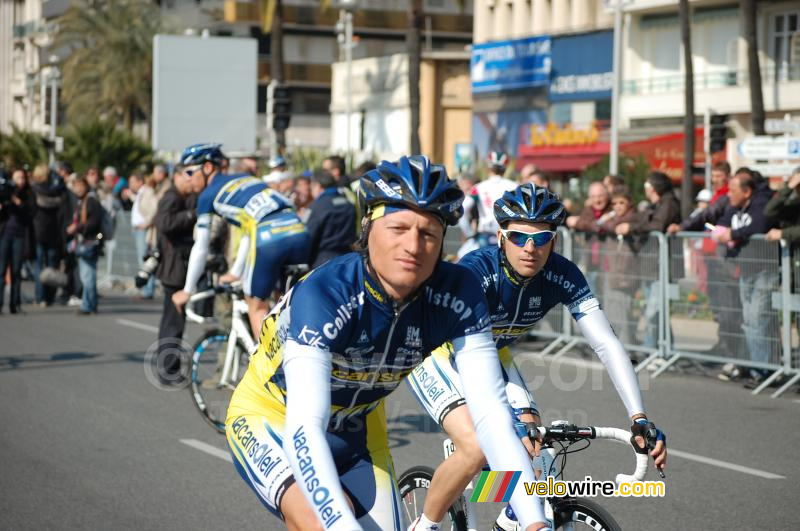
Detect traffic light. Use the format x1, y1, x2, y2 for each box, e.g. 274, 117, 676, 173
709, 113, 729, 154
267, 82, 291, 132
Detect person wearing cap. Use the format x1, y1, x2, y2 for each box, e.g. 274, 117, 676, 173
263, 155, 290, 187
304, 168, 356, 268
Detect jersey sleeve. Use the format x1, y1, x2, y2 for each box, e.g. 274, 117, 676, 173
195, 185, 217, 228
551, 255, 602, 321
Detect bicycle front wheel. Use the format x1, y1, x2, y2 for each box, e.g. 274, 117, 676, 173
397, 466, 467, 531
189, 329, 249, 434
551, 497, 622, 531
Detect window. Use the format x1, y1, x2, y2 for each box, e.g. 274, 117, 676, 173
772, 10, 800, 81
551, 102, 572, 125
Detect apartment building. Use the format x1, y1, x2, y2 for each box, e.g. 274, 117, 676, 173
469, 0, 616, 179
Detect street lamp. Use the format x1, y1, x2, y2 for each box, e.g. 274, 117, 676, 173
605, 0, 631, 176
47, 54, 60, 165
336, 0, 358, 162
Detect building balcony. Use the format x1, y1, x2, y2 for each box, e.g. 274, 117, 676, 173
622, 64, 800, 95
620, 64, 800, 127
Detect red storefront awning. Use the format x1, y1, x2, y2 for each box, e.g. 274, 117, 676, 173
516, 143, 610, 173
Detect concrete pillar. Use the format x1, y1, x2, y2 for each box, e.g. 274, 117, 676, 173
513, 0, 531, 37
493, 0, 513, 41
552, 0, 570, 32
474, 0, 493, 44
570, 0, 592, 31
532, 0, 551, 35
419, 59, 438, 159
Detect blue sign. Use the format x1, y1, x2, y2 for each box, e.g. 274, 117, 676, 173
471, 36, 551, 94
549, 31, 613, 102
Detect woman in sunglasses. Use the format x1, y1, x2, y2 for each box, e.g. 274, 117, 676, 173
407, 183, 666, 531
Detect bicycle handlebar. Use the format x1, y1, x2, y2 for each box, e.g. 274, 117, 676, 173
185, 282, 245, 324
536, 424, 649, 484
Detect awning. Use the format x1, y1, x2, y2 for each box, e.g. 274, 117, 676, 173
516, 143, 609, 173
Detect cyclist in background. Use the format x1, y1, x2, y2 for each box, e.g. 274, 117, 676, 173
461, 151, 517, 249
171, 143, 309, 336
406, 183, 667, 531
225, 156, 550, 531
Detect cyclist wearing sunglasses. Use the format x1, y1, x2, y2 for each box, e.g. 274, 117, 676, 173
407, 183, 666, 531
225, 157, 550, 531
170, 143, 310, 336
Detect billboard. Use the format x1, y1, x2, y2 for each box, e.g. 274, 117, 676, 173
152, 35, 257, 154
549, 31, 613, 102
471, 36, 551, 94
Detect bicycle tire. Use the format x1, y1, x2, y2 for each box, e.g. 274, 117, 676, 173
188, 329, 249, 434
551, 496, 622, 531
397, 466, 467, 531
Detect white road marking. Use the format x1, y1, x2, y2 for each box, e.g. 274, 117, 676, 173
180, 438, 232, 463
116, 318, 159, 333
666, 449, 784, 479
515, 350, 604, 370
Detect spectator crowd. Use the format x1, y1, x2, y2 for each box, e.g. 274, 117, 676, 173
2, 154, 800, 390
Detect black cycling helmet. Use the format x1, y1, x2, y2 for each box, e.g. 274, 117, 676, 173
359, 155, 464, 226
494, 183, 566, 228
180, 143, 226, 167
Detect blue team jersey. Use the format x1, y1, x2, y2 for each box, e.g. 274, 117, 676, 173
195, 173, 294, 229
238, 252, 492, 428
459, 246, 601, 349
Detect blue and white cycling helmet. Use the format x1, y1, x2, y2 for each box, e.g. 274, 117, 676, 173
494, 183, 567, 228
180, 143, 226, 166
359, 155, 464, 226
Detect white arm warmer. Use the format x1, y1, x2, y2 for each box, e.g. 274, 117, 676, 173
576, 311, 646, 417
282, 341, 361, 530
453, 331, 546, 528
182, 225, 210, 293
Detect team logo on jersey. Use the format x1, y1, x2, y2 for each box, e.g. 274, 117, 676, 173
529, 296, 541, 308
297, 325, 323, 347
358, 330, 370, 344
405, 326, 422, 348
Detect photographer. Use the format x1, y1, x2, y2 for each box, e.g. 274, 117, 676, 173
0, 168, 35, 313
153, 166, 203, 385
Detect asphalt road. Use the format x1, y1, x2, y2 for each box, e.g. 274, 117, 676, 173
1, 291, 798, 530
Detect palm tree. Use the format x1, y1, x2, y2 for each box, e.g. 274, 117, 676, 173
679, 0, 695, 219
742, 0, 765, 135
54, 0, 161, 133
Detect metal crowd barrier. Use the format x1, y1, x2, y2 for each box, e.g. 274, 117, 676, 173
99, 215, 800, 398
533, 230, 798, 398
97, 211, 141, 290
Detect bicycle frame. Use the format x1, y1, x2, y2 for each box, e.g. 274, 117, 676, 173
186, 284, 255, 389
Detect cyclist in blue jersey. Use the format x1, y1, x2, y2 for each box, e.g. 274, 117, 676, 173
225, 156, 550, 531
406, 183, 667, 531
170, 143, 310, 336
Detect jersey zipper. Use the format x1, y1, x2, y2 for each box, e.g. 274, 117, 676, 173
333, 302, 407, 430
498, 280, 529, 342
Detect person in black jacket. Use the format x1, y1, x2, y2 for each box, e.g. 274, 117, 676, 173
65, 177, 103, 314
30, 164, 66, 306
305, 169, 356, 268
153, 166, 202, 385
0, 168, 35, 313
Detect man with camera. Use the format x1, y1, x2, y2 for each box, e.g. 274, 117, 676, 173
152, 166, 205, 385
